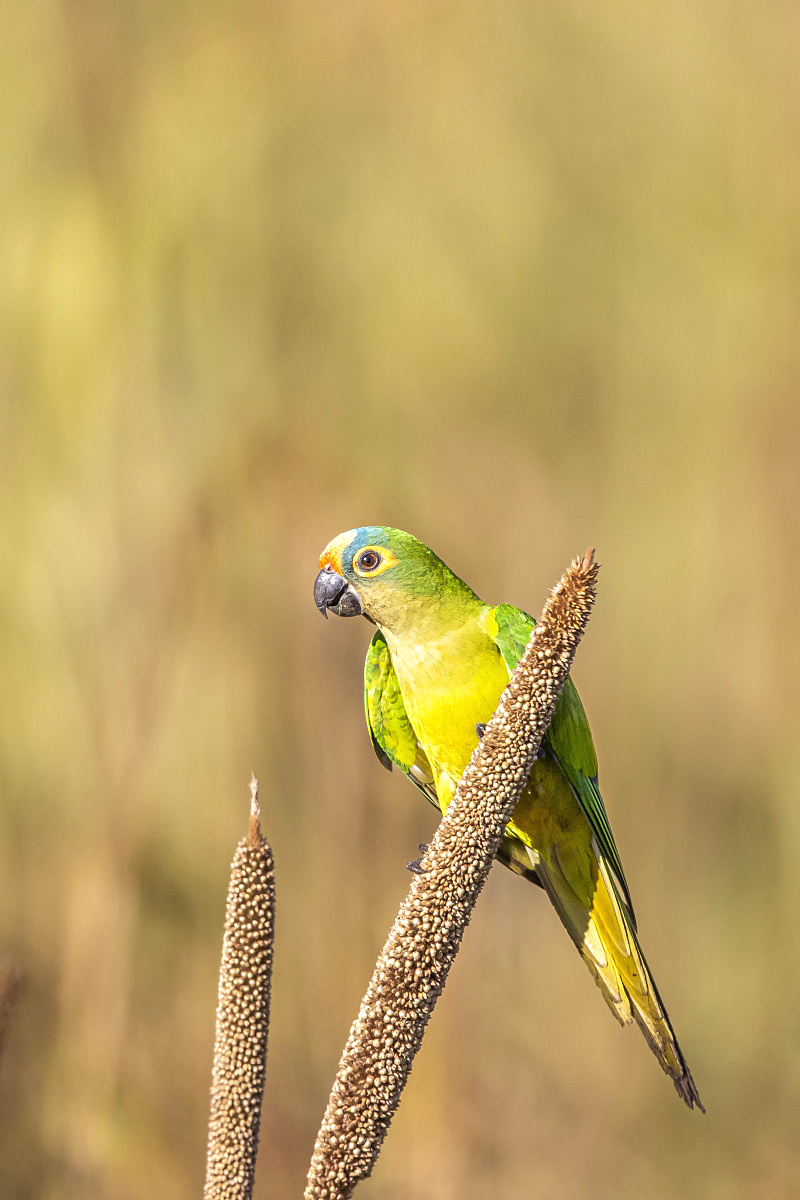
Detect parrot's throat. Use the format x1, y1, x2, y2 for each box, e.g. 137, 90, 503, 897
369, 580, 482, 641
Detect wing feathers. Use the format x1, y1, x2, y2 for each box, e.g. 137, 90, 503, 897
488, 603, 636, 926
364, 631, 439, 809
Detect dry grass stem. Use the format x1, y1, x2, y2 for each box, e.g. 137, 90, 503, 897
0, 963, 22, 1066
305, 549, 599, 1199
204, 774, 275, 1200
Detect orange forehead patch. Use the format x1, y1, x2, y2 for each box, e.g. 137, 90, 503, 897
318, 528, 358, 574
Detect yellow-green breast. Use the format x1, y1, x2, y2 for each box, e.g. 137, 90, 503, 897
383, 610, 510, 811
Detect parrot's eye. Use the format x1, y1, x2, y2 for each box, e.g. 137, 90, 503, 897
356, 549, 382, 572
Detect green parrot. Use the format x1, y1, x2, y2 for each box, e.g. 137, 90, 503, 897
314, 526, 703, 1111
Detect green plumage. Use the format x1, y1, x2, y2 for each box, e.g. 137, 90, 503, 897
364, 630, 438, 808
485, 603, 635, 919
318, 525, 702, 1110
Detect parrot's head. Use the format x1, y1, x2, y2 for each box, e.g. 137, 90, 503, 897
314, 526, 479, 633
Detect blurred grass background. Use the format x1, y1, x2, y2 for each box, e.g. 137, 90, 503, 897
1, 0, 799, 1196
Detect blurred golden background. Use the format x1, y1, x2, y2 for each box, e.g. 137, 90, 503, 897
1, 1, 799, 1196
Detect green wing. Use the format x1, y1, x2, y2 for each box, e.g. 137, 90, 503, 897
364, 631, 439, 810
489, 604, 636, 925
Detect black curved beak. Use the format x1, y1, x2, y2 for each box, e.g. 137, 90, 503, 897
313, 568, 364, 618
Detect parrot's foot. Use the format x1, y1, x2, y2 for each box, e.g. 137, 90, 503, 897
536, 745, 547, 759
407, 845, 430, 874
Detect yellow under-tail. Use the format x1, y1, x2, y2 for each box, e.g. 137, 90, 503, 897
500, 757, 695, 1094
314, 525, 703, 1110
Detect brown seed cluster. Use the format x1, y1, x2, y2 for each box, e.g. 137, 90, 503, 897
205, 775, 275, 1200
305, 550, 599, 1199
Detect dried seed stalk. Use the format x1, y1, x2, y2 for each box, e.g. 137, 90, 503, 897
204, 774, 275, 1200
0, 963, 22, 1066
305, 549, 599, 1199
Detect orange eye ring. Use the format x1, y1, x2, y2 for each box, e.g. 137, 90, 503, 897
352, 545, 397, 577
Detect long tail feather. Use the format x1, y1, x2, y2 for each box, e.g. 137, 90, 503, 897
532, 840, 704, 1111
